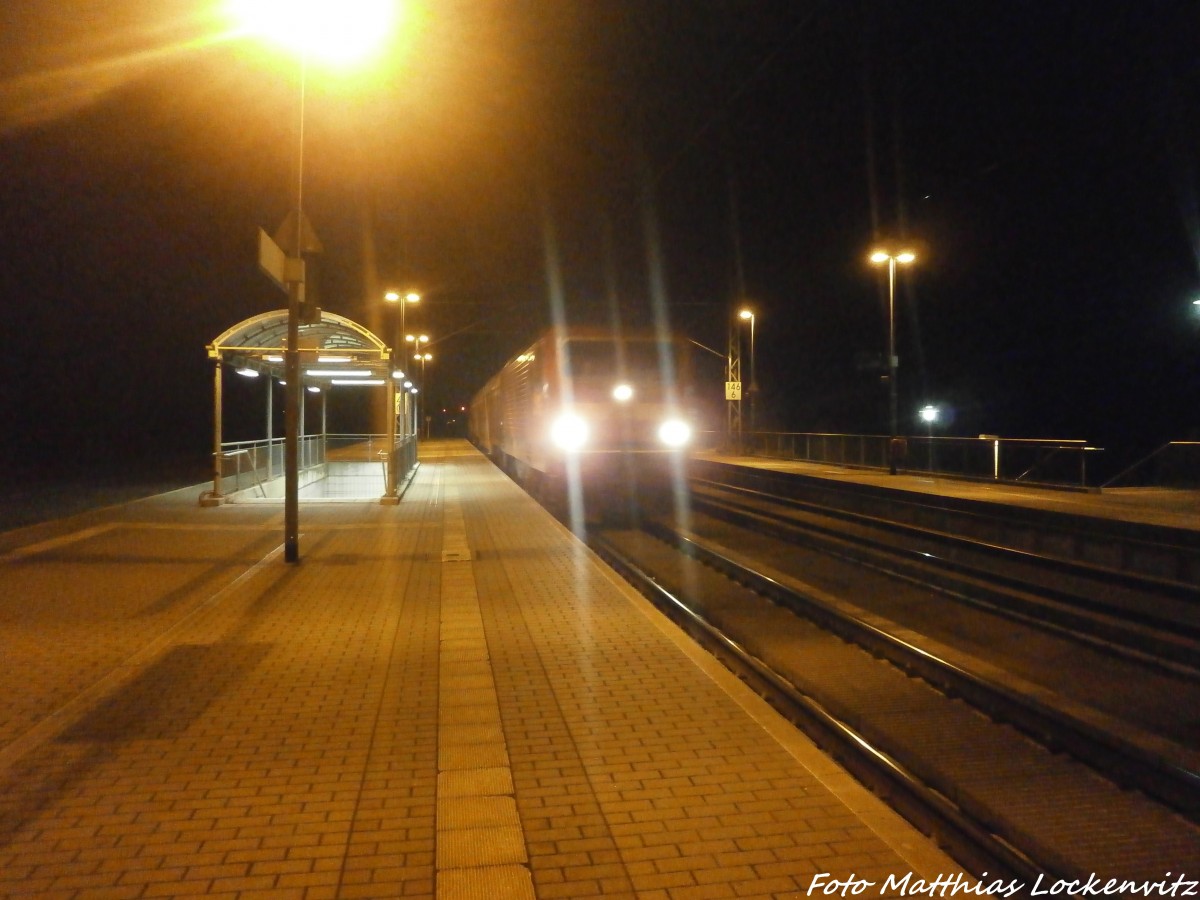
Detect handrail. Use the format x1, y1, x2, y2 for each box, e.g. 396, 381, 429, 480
1103, 441, 1200, 489
701, 430, 1101, 489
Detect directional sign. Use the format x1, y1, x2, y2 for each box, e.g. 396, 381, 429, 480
257, 228, 288, 291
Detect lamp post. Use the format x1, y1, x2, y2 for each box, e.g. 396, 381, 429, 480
738, 308, 756, 438
869, 249, 916, 474
230, 0, 398, 561
413, 350, 432, 437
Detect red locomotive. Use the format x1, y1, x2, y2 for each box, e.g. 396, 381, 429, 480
469, 326, 695, 519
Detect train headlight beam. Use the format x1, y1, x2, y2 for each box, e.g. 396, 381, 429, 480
550, 413, 590, 452
658, 419, 692, 448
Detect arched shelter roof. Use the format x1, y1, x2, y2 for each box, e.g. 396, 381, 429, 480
207, 310, 392, 383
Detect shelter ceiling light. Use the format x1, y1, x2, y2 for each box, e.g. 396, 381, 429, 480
306, 369, 372, 377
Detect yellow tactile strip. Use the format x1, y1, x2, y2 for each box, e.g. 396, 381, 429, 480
435, 480, 536, 899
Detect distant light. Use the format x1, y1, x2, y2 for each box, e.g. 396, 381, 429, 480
307, 386, 321, 393
403, 381, 413, 388
392, 370, 406, 379
306, 369, 372, 377
871, 249, 917, 265
612, 384, 634, 402
919, 405, 939, 424
236, 367, 260, 378
264, 354, 283, 362
331, 378, 386, 385
738, 309, 754, 320
317, 355, 351, 363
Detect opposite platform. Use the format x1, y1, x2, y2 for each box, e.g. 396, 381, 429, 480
0, 440, 956, 899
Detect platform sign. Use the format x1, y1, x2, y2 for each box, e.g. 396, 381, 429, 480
725, 381, 742, 401
257, 228, 288, 292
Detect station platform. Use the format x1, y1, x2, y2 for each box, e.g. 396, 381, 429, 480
0, 440, 956, 900
695, 451, 1200, 533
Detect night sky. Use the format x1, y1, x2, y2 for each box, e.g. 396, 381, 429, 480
1, 1, 1198, 481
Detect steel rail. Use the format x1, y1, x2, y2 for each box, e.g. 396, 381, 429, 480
588, 531, 1046, 886
640, 516, 1200, 821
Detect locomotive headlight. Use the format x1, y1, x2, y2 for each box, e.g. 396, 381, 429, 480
657, 418, 692, 448
550, 413, 589, 452
612, 383, 634, 402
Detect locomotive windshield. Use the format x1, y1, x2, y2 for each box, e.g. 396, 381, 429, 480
562, 338, 680, 399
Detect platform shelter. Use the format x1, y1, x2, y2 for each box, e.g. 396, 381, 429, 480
205, 309, 417, 503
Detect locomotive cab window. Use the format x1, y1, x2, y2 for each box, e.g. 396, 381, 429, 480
561, 338, 679, 401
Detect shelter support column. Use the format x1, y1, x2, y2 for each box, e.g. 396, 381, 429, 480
202, 360, 224, 507
382, 374, 399, 504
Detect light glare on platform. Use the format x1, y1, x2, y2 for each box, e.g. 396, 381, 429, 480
225, 0, 400, 67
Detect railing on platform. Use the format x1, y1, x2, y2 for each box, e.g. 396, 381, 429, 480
1103, 442, 1200, 489
213, 434, 419, 501
700, 431, 1101, 489
215, 435, 326, 496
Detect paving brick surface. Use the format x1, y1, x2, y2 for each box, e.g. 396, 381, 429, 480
0, 441, 955, 898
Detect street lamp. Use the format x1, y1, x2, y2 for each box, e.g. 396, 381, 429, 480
228, 0, 398, 562
738, 308, 757, 437
413, 351, 432, 438
869, 248, 917, 474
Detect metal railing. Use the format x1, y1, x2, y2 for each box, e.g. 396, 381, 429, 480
701, 431, 1101, 489
1103, 442, 1200, 489
213, 434, 419, 500
214, 435, 326, 496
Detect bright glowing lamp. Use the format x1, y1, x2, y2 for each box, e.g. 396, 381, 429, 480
550, 413, 589, 452
612, 384, 634, 402
658, 419, 692, 448
226, 0, 400, 67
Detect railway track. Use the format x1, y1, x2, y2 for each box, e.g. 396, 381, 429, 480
689, 477, 1200, 675
586, 482, 1200, 885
